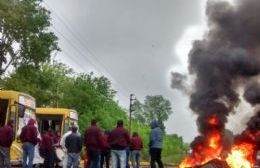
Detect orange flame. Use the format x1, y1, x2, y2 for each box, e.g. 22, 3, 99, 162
226, 143, 254, 168
179, 132, 222, 168
179, 116, 258, 168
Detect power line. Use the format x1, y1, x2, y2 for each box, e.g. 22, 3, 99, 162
43, 1, 132, 100
51, 26, 130, 101
53, 26, 128, 99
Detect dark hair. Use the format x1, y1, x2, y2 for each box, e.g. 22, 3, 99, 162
133, 132, 138, 137
117, 120, 123, 127
71, 126, 78, 133
91, 119, 97, 125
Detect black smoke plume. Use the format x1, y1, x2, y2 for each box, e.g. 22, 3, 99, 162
189, 0, 260, 136
244, 80, 260, 106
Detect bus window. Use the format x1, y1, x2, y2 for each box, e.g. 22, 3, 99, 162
0, 99, 8, 127
63, 118, 70, 134
37, 115, 63, 135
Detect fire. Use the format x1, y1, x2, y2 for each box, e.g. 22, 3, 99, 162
209, 132, 221, 150
179, 115, 258, 168
226, 143, 254, 168
179, 132, 222, 168
208, 115, 218, 126
179, 141, 255, 168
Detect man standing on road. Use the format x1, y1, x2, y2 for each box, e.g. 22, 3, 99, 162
149, 120, 164, 168
0, 120, 14, 168
20, 118, 39, 168
41, 131, 55, 168
84, 119, 103, 168
100, 130, 111, 168
60, 126, 72, 168
130, 132, 143, 168
108, 120, 130, 168
65, 126, 82, 168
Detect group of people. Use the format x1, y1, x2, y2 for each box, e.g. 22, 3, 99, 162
83, 119, 164, 168
0, 118, 164, 168
84, 119, 143, 168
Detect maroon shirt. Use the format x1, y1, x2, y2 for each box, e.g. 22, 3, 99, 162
20, 125, 38, 145
0, 125, 14, 147
130, 136, 143, 151
40, 133, 53, 151
84, 125, 103, 150
101, 134, 110, 151
108, 127, 130, 150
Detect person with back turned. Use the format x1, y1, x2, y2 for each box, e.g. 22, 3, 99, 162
0, 120, 14, 168
149, 120, 164, 168
84, 119, 103, 168
100, 129, 111, 168
65, 126, 82, 168
20, 118, 39, 168
108, 120, 130, 168
130, 132, 143, 168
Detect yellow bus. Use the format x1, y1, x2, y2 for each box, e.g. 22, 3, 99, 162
0, 90, 36, 165
35, 108, 79, 138
35, 108, 79, 165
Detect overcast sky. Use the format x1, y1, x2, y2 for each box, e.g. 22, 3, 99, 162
44, 0, 219, 143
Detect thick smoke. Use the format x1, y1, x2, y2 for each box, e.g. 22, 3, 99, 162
189, 0, 260, 136
243, 80, 260, 106
171, 72, 190, 95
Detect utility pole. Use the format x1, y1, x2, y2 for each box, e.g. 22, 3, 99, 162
129, 94, 136, 135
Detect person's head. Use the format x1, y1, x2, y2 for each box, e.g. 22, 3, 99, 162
71, 126, 78, 133
43, 130, 48, 135
117, 120, 123, 127
91, 119, 97, 126
150, 120, 158, 129
132, 132, 138, 137
27, 118, 36, 126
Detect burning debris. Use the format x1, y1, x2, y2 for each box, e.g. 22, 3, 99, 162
178, 0, 260, 167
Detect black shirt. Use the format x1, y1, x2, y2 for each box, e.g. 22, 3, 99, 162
65, 133, 82, 153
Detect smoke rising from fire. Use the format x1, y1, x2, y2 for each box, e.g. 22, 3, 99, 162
244, 80, 260, 106
189, 0, 260, 136
178, 0, 260, 167
171, 72, 191, 95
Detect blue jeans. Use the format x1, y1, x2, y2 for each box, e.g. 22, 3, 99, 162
111, 150, 126, 168
22, 142, 35, 168
67, 153, 80, 168
87, 149, 100, 168
130, 150, 140, 168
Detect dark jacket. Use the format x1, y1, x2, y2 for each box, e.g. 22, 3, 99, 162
65, 133, 82, 153
20, 119, 38, 145
40, 133, 54, 152
0, 124, 14, 147
108, 127, 130, 150
101, 134, 110, 151
149, 120, 163, 149
84, 125, 103, 150
130, 136, 143, 151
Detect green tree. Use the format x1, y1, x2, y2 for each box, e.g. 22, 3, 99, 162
133, 95, 173, 132
0, 0, 59, 75
132, 100, 146, 124
2, 61, 74, 106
